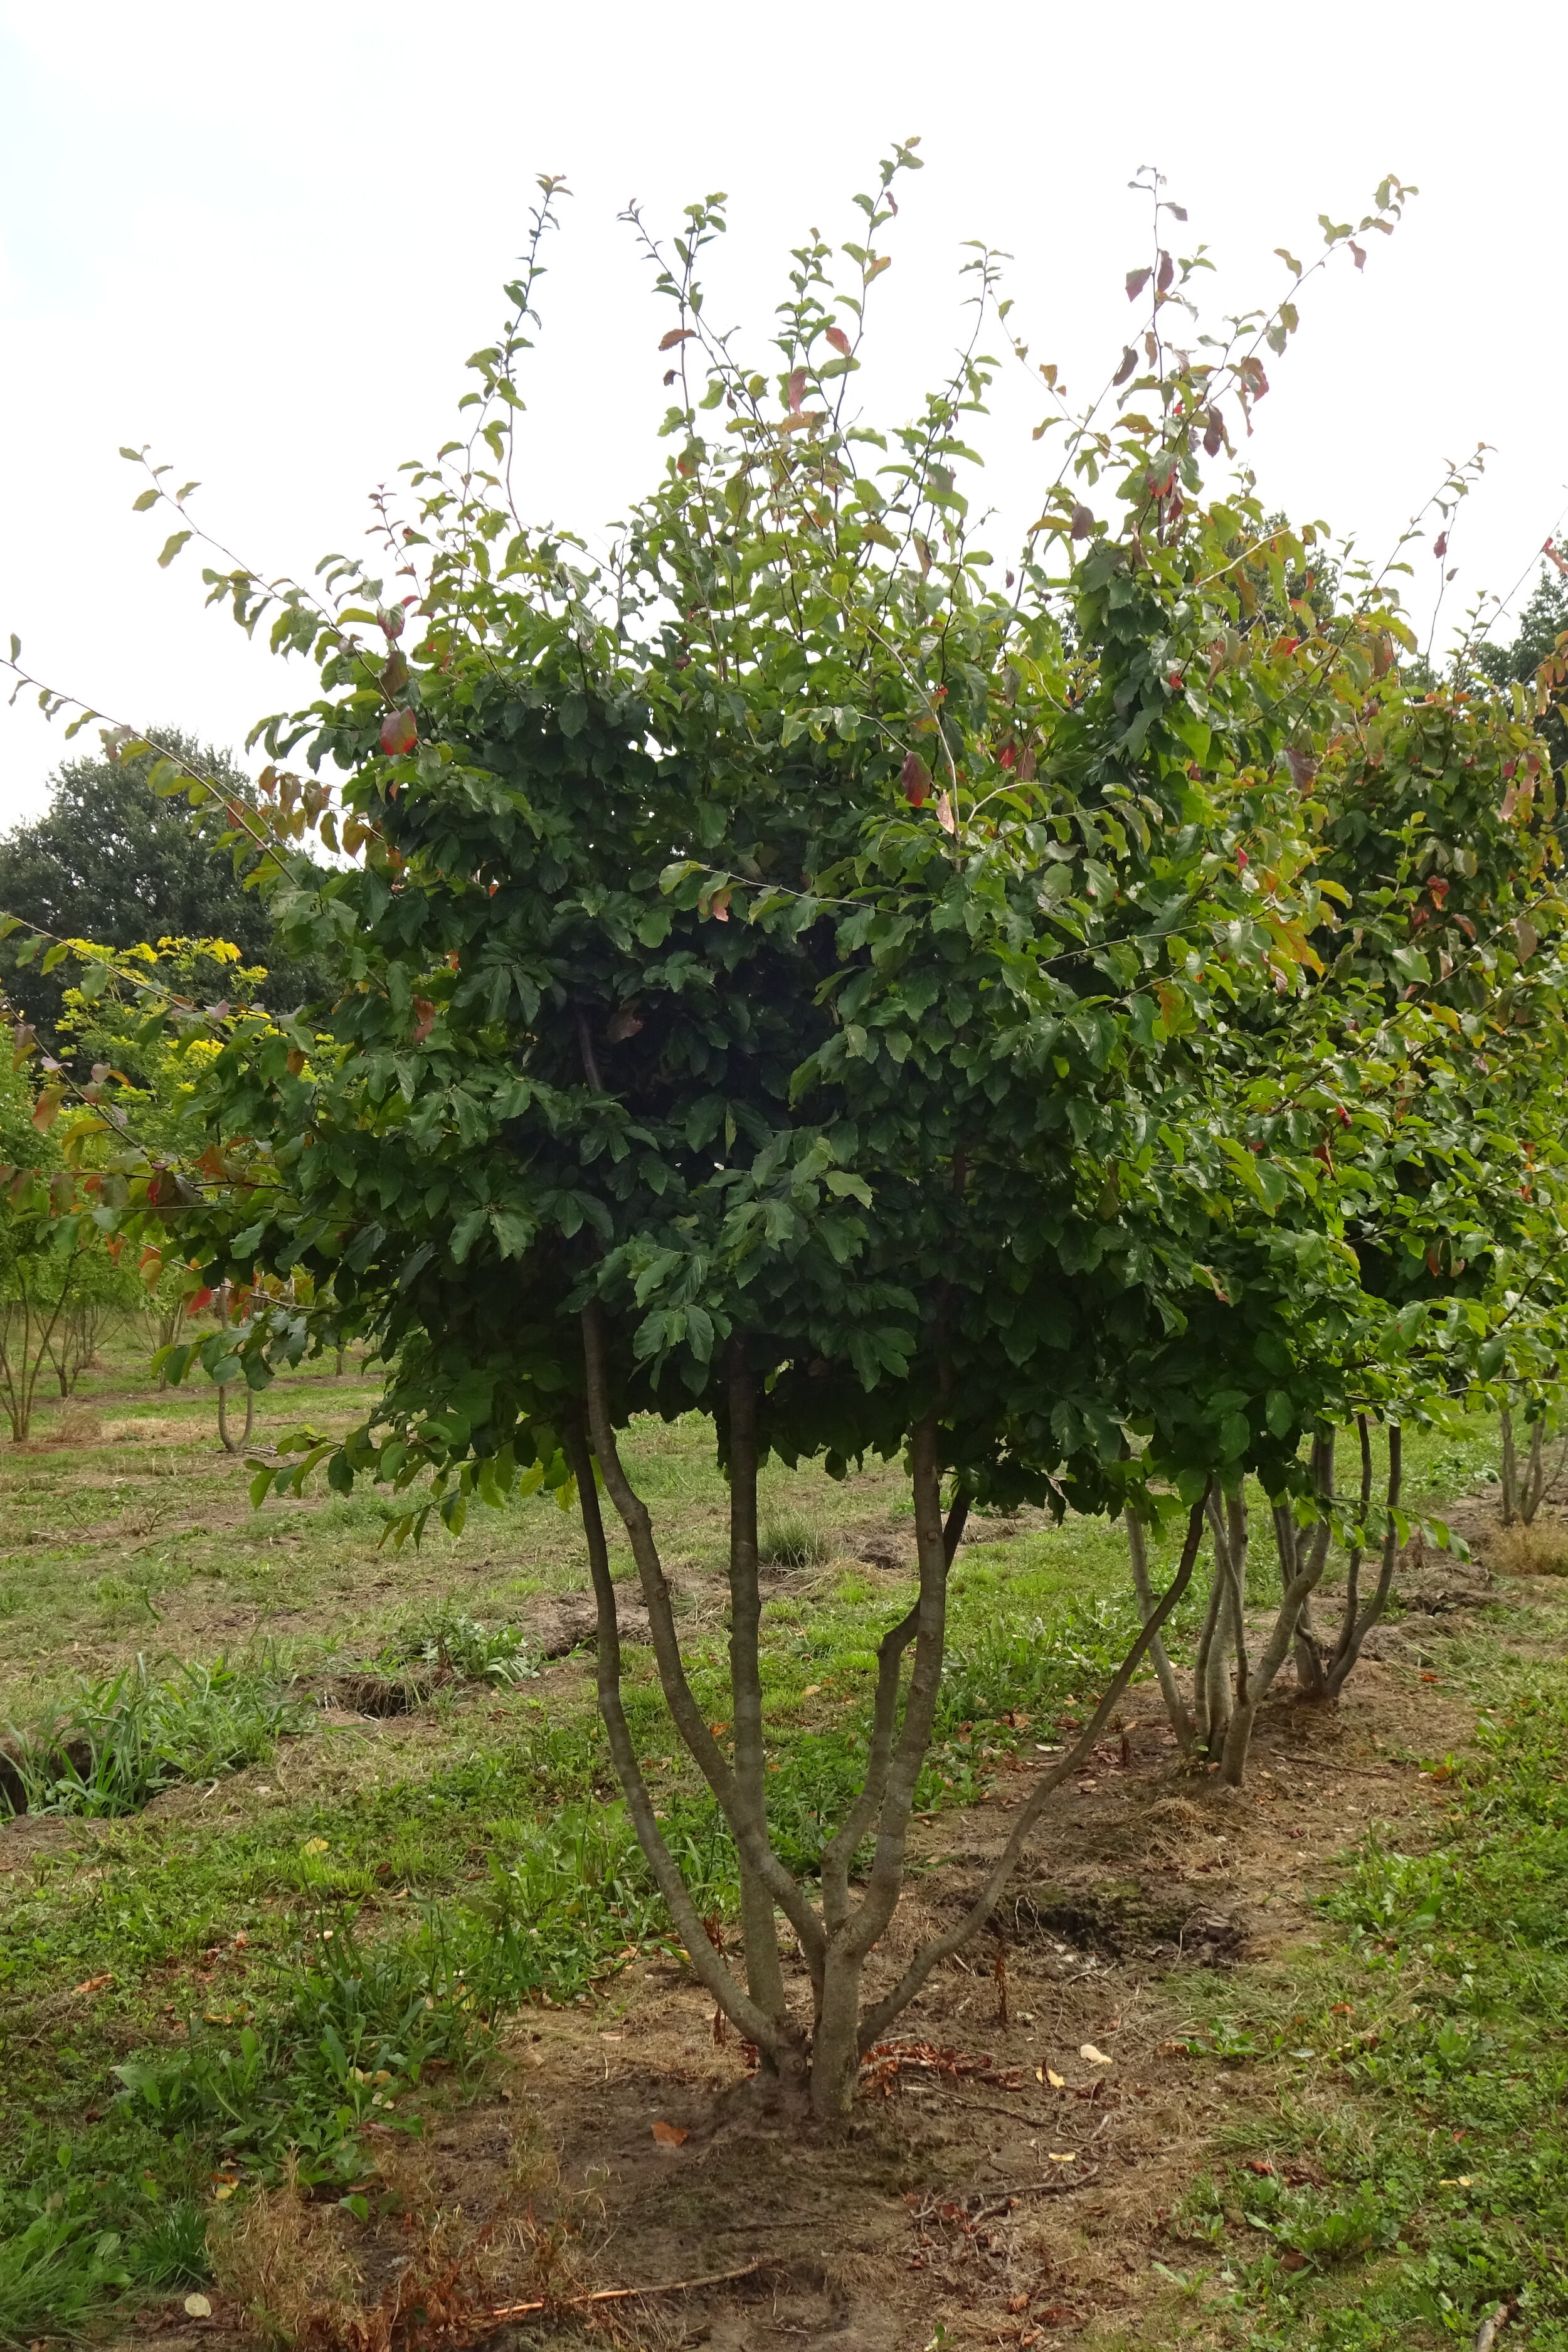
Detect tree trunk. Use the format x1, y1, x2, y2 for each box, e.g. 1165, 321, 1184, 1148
580, 1306, 825, 2015
1325, 1425, 1402, 1698
809, 1411, 951, 2120
725, 1340, 788, 2042
218, 1384, 255, 1454
1216, 1433, 1337, 1785
1209, 1493, 1254, 1788
1500, 1407, 1518, 1526
1191, 1540, 1231, 1758
1126, 1507, 1194, 1750
1521, 1418, 1547, 1525
564, 1402, 805, 2087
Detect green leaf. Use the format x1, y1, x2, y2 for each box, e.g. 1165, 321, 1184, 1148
825, 1170, 873, 1205
157, 530, 193, 568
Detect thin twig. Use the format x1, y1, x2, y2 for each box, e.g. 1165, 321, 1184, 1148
487, 2255, 775, 2323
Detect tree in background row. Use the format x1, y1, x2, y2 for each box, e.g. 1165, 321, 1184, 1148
0, 733, 320, 1040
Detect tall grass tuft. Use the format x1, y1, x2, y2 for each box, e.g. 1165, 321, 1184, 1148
760, 1515, 830, 1570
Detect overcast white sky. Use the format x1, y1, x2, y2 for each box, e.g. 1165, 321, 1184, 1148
1, 0, 1564, 829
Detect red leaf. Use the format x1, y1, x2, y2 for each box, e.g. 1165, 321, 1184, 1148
709, 889, 731, 923
787, 368, 807, 413
1156, 250, 1174, 295
411, 997, 437, 1044
1433, 532, 1448, 561
1202, 406, 1224, 457
659, 327, 695, 351
901, 751, 932, 807
1070, 503, 1094, 541
1112, 346, 1137, 386
999, 743, 1016, 770
1125, 267, 1151, 303
1350, 241, 1366, 270
825, 326, 852, 357
189, 1288, 215, 1314
380, 708, 418, 757
1544, 538, 1568, 579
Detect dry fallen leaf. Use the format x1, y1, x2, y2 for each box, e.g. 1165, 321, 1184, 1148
1035, 2065, 1066, 2089
801, 1685, 822, 1698
651, 2119, 689, 2146
184, 2293, 214, 2318
1080, 2043, 1113, 2065
72, 1973, 112, 1996
1047, 2151, 1076, 2164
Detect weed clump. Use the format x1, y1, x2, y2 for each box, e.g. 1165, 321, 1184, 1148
382, 1603, 539, 1687
760, 1515, 830, 1570
1, 1655, 305, 1818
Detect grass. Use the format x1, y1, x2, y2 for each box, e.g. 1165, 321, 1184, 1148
4, 1655, 305, 1817
760, 1512, 832, 1569
1146, 1608, 1568, 2348
0, 1321, 1551, 2343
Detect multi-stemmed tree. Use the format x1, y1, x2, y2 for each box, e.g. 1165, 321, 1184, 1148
13, 156, 1568, 2109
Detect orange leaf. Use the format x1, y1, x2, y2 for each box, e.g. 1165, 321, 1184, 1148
659, 327, 696, 351
651, 2119, 689, 2146
31, 1088, 63, 1132
825, 326, 852, 357
73, 1973, 113, 1996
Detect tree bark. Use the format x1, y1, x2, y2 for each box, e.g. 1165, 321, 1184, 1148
218, 1384, 255, 1454
1500, 1407, 1518, 1526
1325, 1424, 1402, 1698
580, 1305, 826, 1986
809, 1412, 951, 2120
1126, 1507, 1193, 1749
1221, 1433, 1337, 1783
564, 1411, 805, 2082
724, 1338, 788, 2041
1210, 1493, 1253, 1787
